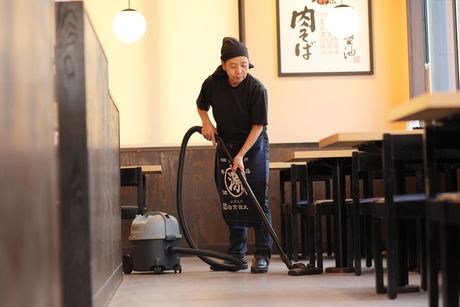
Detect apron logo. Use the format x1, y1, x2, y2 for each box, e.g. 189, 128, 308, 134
224, 167, 245, 197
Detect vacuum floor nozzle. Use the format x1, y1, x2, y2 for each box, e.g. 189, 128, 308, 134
287, 263, 323, 276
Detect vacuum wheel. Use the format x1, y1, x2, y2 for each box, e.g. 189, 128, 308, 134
122, 254, 133, 274
173, 264, 182, 274
153, 266, 163, 274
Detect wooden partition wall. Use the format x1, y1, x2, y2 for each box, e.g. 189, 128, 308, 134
0, 1, 60, 307
56, 2, 121, 307
120, 142, 320, 253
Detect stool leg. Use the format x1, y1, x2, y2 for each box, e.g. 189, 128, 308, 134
326, 216, 332, 256
441, 224, 459, 307
290, 209, 299, 261
300, 214, 308, 259
353, 205, 362, 276
281, 204, 286, 251
418, 218, 427, 291
365, 216, 373, 268
427, 219, 439, 307
325, 182, 333, 257
373, 217, 385, 294
407, 219, 418, 271
285, 206, 293, 259
315, 207, 323, 269
308, 215, 316, 266
386, 218, 400, 299
346, 204, 354, 272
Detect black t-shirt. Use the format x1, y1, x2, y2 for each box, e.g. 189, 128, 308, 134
196, 66, 268, 141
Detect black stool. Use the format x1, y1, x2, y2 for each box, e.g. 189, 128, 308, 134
304, 161, 336, 269
120, 167, 146, 256
351, 151, 383, 275
424, 120, 460, 307
372, 133, 426, 299
120, 166, 146, 219
280, 164, 309, 261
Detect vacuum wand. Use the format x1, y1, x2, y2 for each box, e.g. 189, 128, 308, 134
214, 134, 322, 276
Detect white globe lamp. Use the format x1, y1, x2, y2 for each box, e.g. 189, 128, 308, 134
325, 4, 360, 39
113, 5, 146, 44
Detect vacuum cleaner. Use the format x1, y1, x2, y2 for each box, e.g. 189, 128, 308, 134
122, 126, 322, 276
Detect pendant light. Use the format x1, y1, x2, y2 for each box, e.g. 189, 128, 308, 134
325, 1, 360, 39
112, 0, 147, 44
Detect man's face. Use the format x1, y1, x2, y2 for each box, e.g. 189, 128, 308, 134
222, 56, 249, 87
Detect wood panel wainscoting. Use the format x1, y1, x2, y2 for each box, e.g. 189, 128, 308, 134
120, 142, 323, 254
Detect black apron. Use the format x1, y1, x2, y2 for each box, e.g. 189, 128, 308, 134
215, 134, 269, 227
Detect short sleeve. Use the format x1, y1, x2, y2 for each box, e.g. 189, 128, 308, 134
249, 81, 268, 126
196, 77, 211, 111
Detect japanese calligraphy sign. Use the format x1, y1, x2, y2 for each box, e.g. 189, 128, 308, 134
276, 0, 373, 76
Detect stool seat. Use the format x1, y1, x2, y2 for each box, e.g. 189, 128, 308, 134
296, 200, 310, 206
374, 193, 425, 217
393, 193, 426, 203
375, 193, 426, 204
359, 197, 382, 213
314, 199, 334, 205
434, 192, 460, 202
308, 199, 334, 215
431, 192, 460, 223
361, 197, 383, 204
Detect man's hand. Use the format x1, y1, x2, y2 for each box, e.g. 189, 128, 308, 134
201, 123, 216, 146
231, 155, 244, 173
197, 108, 217, 145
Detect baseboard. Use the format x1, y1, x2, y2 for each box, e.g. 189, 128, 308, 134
93, 263, 123, 307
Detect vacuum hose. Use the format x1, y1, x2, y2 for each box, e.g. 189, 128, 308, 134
175, 126, 322, 276
174, 126, 242, 271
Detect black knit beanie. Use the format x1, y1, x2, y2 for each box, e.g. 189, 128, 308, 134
220, 37, 254, 68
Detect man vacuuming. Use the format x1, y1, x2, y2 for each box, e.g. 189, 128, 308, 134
196, 37, 272, 273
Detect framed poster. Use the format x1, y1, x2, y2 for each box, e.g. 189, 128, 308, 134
276, 0, 373, 76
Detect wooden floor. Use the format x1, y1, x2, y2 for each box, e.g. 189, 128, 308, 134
108, 255, 428, 307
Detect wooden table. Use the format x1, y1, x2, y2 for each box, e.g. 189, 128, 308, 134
283, 149, 355, 162
318, 130, 423, 149
269, 161, 306, 170
387, 92, 460, 122
121, 165, 162, 174
283, 149, 356, 272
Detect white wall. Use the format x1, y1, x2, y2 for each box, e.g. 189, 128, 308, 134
244, 0, 408, 144
84, 0, 239, 147
85, 0, 409, 148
